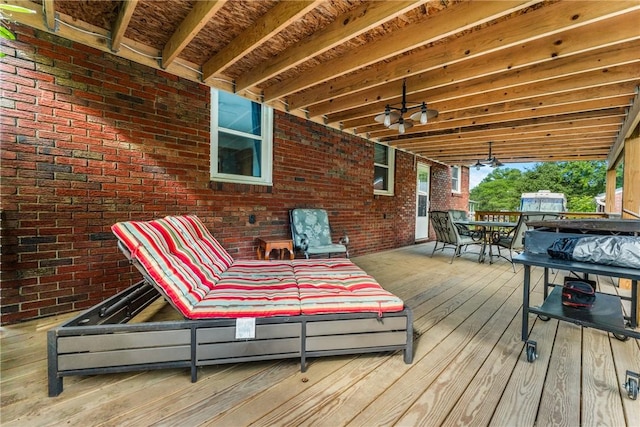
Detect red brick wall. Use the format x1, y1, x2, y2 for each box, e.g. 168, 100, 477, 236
450, 167, 470, 212
0, 28, 467, 324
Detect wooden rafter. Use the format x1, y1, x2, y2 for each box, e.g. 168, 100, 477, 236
201, 1, 321, 82
111, 0, 138, 52
293, 4, 640, 112
262, 0, 538, 102
608, 88, 640, 164
234, 0, 424, 92
331, 57, 640, 128
161, 0, 226, 69
42, 0, 55, 31
317, 36, 640, 121
4, 0, 640, 165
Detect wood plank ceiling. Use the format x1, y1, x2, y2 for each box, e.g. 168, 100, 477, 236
8, 0, 640, 166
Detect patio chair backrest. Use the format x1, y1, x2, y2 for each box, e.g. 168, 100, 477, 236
511, 212, 561, 251
430, 211, 459, 244
449, 209, 468, 222
290, 208, 334, 249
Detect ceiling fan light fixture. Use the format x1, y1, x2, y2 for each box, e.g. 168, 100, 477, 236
389, 118, 413, 134
375, 80, 437, 134
473, 142, 503, 169
409, 103, 438, 125
374, 107, 400, 127
491, 156, 504, 168
474, 160, 486, 170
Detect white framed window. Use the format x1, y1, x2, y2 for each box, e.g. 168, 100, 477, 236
451, 165, 461, 193
210, 88, 273, 185
374, 143, 395, 196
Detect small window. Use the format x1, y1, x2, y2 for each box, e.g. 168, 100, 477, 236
210, 89, 273, 185
451, 165, 461, 193
374, 143, 395, 196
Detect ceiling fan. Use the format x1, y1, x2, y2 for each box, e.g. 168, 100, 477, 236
473, 141, 504, 170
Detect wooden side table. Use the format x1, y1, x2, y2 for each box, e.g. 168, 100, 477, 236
256, 236, 294, 260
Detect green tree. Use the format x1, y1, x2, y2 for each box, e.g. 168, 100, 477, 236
0, 4, 36, 58
470, 161, 608, 212
470, 168, 522, 211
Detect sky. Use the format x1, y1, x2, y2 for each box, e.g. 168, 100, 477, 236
469, 162, 536, 189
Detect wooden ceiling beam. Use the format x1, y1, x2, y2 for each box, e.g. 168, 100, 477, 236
608, 87, 640, 164
430, 144, 613, 157
349, 84, 635, 133
388, 118, 623, 149
333, 59, 640, 128
431, 154, 609, 164
234, 0, 423, 93
360, 106, 627, 140
417, 149, 614, 164
290, 3, 640, 111
318, 37, 640, 122
161, 0, 226, 69
365, 91, 634, 139
371, 108, 625, 143
42, 0, 55, 31
392, 127, 620, 149
403, 136, 617, 155
202, 1, 320, 82
262, 0, 537, 102
345, 79, 635, 131
412, 150, 614, 165
111, 0, 138, 52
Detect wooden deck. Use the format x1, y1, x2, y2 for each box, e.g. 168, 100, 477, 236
2, 243, 639, 426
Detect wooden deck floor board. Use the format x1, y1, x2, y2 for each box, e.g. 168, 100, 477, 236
395, 279, 524, 426
490, 317, 560, 426
582, 328, 627, 426
611, 333, 640, 427
537, 321, 582, 427
1, 242, 638, 427
347, 273, 522, 426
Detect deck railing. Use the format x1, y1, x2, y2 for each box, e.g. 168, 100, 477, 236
474, 211, 610, 221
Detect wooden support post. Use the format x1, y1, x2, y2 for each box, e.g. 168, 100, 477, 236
620, 130, 639, 323
621, 132, 640, 220
605, 168, 617, 216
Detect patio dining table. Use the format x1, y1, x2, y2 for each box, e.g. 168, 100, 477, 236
455, 220, 518, 263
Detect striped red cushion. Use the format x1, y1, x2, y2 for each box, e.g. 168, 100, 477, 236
113, 216, 404, 319
192, 276, 301, 318
297, 274, 404, 315
111, 219, 215, 318
292, 259, 365, 276
223, 260, 294, 278
165, 215, 234, 269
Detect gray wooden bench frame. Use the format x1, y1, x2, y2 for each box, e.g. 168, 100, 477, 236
48, 283, 414, 396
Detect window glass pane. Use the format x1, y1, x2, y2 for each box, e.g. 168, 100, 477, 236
374, 144, 388, 165
451, 166, 460, 191
418, 195, 428, 216
374, 165, 388, 190
218, 91, 261, 136
217, 132, 262, 177
418, 171, 429, 193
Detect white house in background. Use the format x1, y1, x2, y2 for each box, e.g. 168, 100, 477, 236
595, 187, 623, 214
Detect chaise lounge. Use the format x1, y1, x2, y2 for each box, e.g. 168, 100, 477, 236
47, 215, 413, 396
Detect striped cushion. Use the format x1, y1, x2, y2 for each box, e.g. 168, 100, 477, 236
192, 276, 301, 318
164, 215, 234, 269
111, 219, 216, 318
222, 260, 294, 278
113, 216, 404, 319
292, 259, 365, 276
297, 274, 404, 315
149, 218, 226, 284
